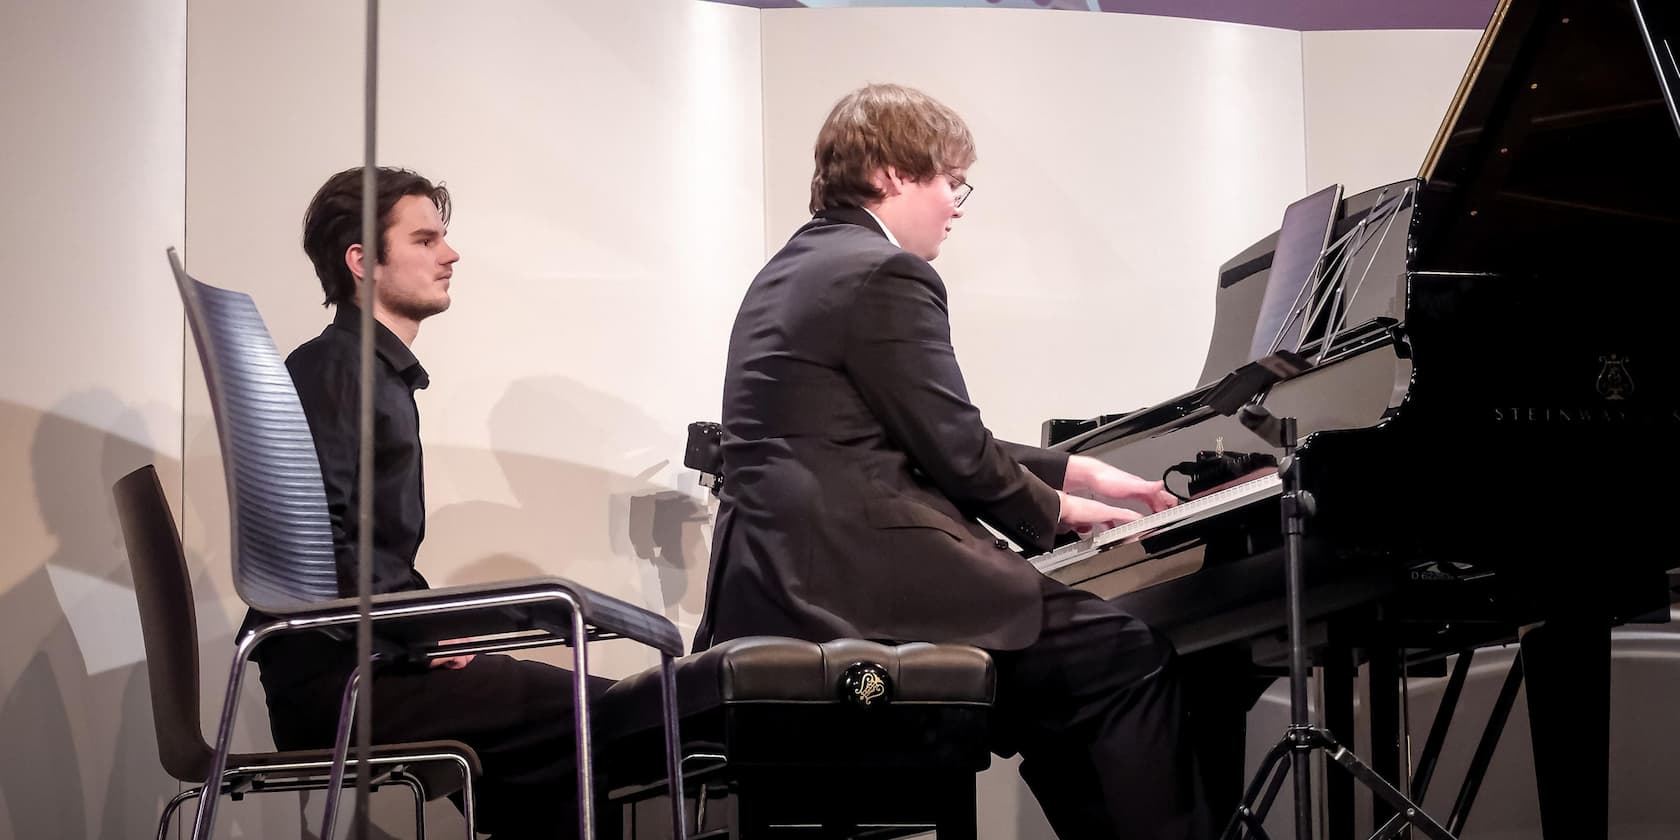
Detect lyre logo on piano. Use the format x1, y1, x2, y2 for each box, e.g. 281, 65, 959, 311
1597, 354, 1633, 401
1492, 354, 1680, 424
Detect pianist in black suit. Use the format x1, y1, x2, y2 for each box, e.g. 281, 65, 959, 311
693, 83, 1210, 840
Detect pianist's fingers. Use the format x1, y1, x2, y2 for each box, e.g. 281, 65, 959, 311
1058, 492, 1145, 532
1067, 456, 1178, 512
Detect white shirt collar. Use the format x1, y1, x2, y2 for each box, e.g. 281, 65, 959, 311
861, 207, 901, 249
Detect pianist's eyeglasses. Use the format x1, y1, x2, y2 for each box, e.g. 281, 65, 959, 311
950, 177, 973, 208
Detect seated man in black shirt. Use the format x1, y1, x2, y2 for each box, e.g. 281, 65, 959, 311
253, 166, 610, 839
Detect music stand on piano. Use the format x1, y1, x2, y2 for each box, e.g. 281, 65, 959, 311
1209, 184, 1456, 840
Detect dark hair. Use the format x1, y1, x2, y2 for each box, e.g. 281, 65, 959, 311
810, 83, 975, 214
301, 166, 452, 306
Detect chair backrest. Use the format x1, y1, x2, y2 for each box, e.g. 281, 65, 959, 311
113, 465, 212, 781
168, 247, 340, 610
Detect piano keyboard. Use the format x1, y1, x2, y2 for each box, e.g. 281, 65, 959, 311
1031, 473, 1284, 576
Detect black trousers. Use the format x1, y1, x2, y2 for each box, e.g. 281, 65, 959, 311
256, 634, 615, 840
989, 579, 1213, 840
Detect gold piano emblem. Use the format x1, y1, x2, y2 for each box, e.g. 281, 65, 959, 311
856, 671, 885, 704
1597, 354, 1633, 401
838, 662, 893, 707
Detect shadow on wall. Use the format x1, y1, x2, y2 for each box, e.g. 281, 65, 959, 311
0, 393, 390, 840
423, 376, 712, 626
0, 393, 176, 840
625, 487, 711, 613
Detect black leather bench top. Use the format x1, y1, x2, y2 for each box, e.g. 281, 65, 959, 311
599, 636, 994, 742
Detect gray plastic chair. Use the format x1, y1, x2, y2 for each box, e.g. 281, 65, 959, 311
166, 247, 687, 840
114, 464, 481, 839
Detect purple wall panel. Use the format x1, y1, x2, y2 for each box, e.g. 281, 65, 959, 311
709, 0, 1499, 31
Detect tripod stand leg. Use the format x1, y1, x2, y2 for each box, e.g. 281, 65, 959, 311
1220, 739, 1293, 840
1312, 731, 1455, 840
1250, 754, 1293, 838
1239, 812, 1275, 840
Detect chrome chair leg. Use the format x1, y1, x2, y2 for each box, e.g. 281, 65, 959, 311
390, 771, 427, 840
569, 600, 595, 840
659, 653, 688, 840
320, 665, 365, 840
191, 631, 265, 840
158, 786, 203, 840
451, 751, 478, 840
696, 783, 710, 833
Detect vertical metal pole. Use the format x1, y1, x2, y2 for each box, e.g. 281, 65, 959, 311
320, 668, 365, 840
1279, 417, 1313, 840
570, 605, 596, 840
354, 1, 380, 836
660, 654, 689, 840
1311, 664, 1328, 840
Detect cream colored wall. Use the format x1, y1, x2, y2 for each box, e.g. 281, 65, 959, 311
0, 0, 187, 838
1302, 29, 1484, 195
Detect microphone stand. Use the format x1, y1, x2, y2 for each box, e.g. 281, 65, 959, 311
1204, 359, 1456, 840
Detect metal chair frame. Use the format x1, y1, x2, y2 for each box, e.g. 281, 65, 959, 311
166, 247, 687, 840
155, 751, 473, 840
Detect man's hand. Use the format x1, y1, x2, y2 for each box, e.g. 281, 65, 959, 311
1057, 491, 1143, 535
430, 637, 477, 670
1063, 455, 1177, 514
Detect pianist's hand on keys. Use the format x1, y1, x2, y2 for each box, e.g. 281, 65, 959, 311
1056, 455, 1179, 534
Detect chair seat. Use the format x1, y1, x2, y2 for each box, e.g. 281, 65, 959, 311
222, 740, 482, 800
254, 577, 684, 658
601, 637, 995, 790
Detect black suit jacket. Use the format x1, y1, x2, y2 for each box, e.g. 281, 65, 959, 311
694, 207, 1068, 653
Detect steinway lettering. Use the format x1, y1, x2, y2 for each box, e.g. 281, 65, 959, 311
1492, 407, 1680, 423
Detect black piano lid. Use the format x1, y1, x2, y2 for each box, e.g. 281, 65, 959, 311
1045, 0, 1680, 453
1415, 0, 1680, 272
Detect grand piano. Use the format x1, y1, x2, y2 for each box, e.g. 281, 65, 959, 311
1037, 1, 1680, 836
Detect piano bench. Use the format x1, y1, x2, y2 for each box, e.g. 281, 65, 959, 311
600, 636, 995, 839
